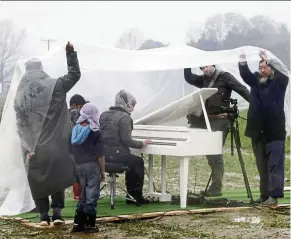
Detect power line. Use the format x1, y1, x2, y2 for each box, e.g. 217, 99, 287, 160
41, 39, 56, 51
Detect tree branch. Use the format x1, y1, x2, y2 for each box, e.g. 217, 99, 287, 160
0, 21, 25, 82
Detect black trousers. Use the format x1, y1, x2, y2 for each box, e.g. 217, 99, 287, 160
109, 154, 145, 199
252, 139, 285, 199
34, 191, 65, 213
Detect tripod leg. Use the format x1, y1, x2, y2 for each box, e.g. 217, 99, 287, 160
235, 121, 241, 149
233, 129, 254, 204
230, 127, 234, 156
203, 172, 212, 194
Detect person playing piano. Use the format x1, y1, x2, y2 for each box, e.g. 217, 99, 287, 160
99, 90, 152, 205
184, 65, 250, 197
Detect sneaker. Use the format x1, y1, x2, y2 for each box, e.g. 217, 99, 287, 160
39, 215, 50, 227
39, 220, 50, 226
262, 197, 278, 206
200, 190, 222, 197
253, 197, 268, 204
52, 215, 65, 226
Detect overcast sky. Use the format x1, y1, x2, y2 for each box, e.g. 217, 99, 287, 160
0, 1, 290, 56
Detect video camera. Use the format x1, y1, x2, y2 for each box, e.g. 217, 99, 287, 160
220, 98, 239, 120
224, 98, 238, 105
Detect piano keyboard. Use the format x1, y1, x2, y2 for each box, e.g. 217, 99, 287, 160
133, 136, 186, 141
131, 124, 223, 157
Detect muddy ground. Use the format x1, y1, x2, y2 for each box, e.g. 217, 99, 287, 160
0, 207, 289, 239
1, 150, 289, 238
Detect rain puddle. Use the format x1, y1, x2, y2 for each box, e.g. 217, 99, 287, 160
232, 216, 261, 224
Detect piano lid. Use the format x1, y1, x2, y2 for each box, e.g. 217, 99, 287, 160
133, 88, 217, 125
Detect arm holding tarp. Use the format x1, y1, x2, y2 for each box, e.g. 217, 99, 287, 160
238, 50, 289, 88
57, 42, 81, 94
184, 68, 204, 88
259, 50, 289, 88
238, 54, 258, 87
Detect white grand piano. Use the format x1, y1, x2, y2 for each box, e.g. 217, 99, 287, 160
130, 88, 223, 208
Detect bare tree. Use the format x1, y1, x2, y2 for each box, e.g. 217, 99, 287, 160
116, 28, 145, 50
139, 39, 168, 50
187, 13, 290, 68
0, 21, 25, 84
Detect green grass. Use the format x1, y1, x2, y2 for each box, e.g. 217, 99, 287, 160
14, 189, 290, 223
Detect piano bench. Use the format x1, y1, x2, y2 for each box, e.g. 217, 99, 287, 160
103, 162, 136, 209
105, 162, 128, 175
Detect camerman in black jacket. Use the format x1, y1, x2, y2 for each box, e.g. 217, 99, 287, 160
184, 65, 250, 196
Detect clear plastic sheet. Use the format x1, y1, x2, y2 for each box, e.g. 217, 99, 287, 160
0, 44, 289, 215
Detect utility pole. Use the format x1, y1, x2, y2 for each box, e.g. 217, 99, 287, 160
41, 39, 56, 51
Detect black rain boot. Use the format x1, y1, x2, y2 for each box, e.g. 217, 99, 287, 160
71, 210, 86, 233
84, 214, 99, 233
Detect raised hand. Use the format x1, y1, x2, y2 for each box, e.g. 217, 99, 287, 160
65, 41, 74, 53
239, 53, 246, 61
259, 50, 268, 61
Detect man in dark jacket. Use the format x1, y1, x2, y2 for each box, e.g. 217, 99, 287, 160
14, 42, 81, 226
238, 50, 289, 206
184, 65, 250, 196
99, 90, 151, 205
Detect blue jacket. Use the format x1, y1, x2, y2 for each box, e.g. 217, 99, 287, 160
72, 129, 104, 165
239, 59, 289, 142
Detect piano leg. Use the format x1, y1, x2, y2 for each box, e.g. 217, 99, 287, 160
179, 157, 189, 208
159, 155, 171, 202
161, 155, 167, 195
148, 154, 154, 194
144, 154, 171, 202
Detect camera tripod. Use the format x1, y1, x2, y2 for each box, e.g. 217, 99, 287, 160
186, 110, 254, 207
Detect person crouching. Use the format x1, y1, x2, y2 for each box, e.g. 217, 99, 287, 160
71, 103, 105, 233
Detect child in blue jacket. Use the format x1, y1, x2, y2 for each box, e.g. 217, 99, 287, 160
71, 103, 105, 233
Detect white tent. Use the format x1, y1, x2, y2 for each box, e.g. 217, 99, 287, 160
0, 44, 290, 215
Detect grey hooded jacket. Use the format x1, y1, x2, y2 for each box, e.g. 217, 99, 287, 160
99, 106, 143, 157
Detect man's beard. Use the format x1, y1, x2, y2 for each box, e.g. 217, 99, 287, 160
259, 76, 268, 84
